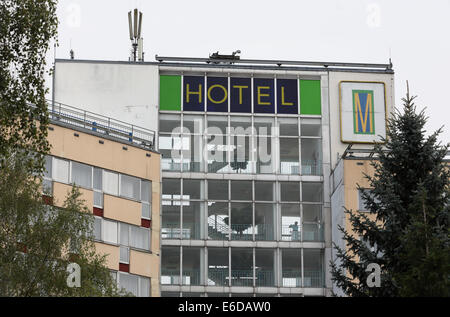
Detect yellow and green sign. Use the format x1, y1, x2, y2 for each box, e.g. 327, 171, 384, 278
340, 81, 386, 143
353, 90, 375, 135
159, 75, 321, 115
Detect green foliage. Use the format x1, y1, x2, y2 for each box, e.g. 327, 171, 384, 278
0, 151, 130, 296
0, 1, 133, 297
0, 0, 58, 173
331, 88, 450, 297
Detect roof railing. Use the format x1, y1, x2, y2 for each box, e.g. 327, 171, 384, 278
155, 55, 393, 71
47, 100, 155, 151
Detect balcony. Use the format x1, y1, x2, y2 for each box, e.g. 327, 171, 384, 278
281, 224, 324, 242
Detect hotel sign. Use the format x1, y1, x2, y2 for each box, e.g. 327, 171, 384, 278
340, 81, 386, 143
159, 75, 321, 115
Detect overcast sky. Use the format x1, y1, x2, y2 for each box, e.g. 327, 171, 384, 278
50, 0, 450, 143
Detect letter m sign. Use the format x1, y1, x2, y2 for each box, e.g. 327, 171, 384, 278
353, 90, 375, 134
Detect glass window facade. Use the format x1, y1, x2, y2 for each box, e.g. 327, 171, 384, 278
159, 74, 325, 297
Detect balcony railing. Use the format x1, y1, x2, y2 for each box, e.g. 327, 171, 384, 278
303, 224, 324, 242
280, 160, 322, 175
230, 224, 253, 241
281, 224, 324, 242
282, 270, 323, 287
161, 224, 189, 239
282, 271, 302, 287
182, 270, 201, 285
162, 269, 324, 288
231, 270, 253, 287
161, 270, 181, 285
48, 100, 155, 150
208, 268, 229, 286
302, 160, 322, 176
281, 225, 301, 241
255, 270, 275, 287
304, 270, 324, 288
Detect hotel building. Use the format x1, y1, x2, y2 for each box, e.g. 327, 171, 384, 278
51, 55, 395, 296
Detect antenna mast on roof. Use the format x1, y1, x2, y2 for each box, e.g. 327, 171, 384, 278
128, 8, 144, 62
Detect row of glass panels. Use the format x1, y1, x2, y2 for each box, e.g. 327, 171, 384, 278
162, 179, 323, 241
160, 135, 322, 175
159, 114, 322, 175
162, 179, 323, 202
160, 114, 321, 137
161, 247, 324, 288
162, 201, 323, 242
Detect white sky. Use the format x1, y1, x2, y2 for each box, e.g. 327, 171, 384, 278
50, 0, 450, 143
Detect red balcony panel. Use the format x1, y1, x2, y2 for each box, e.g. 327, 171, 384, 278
93, 207, 103, 217
141, 219, 151, 228
119, 263, 129, 272
42, 195, 53, 205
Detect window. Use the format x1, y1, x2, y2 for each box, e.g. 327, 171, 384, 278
120, 174, 140, 200
42, 179, 53, 196
103, 170, 119, 196
281, 204, 301, 241
120, 222, 150, 250
208, 247, 229, 286
140, 277, 150, 297
207, 115, 227, 135
183, 179, 203, 200
161, 246, 180, 285
94, 217, 102, 240
42, 157, 53, 195
120, 246, 130, 263
102, 219, 118, 244
255, 181, 274, 201
255, 249, 275, 286
303, 249, 324, 288
162, 204, 181, 239
280, 138, 299, 174
44, 155, 52, 179
231, 181, 252, 201
183, 201, 203, 239
53, 158, 69, 183
116, 273, 150, 297
182, 247, 202, 285
141, 180, 151, 203
254, 117, 273, 136
130, 226, 150, 250
160, 114, 181, 133
208, 180, 228, 200
301, 138, 322, 176
94, 191, 103, 208
118, 272, 139, 296
141, 180, 152, 219
300, 118, 321, 137
120, 223, 130, 246
302, 183, 323, 202
162, 178, 181, 200
183, 115, 204, 135
303, 204, 323, 241
278, 117, 298, 136
280, 182, 300, 202
71, 161, 92, 188
142, 203, 151, 219
93, 167, 102, 190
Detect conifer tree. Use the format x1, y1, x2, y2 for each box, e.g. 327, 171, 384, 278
331, 86, 450, 297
